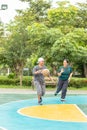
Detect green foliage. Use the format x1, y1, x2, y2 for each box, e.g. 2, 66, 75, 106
69, 78, 87, 88
1, 0, 87, 79
3, 21, 32, 81
8, 73, 16, 79
19, 0, 51, 23
0, 22, 6, 65
51, 27, 87, 75
75, 2, 87, 28
22, 76, 32, 86
51, 35, 77, 62
0, 22, 4, 36
29, 0, 51, 21
0, 76, 19, 85
27, 23, 63, 59
46, 77, 87, 88
0, 76, 32, 86
48, 2, 78, 28
0, 76, 87, 88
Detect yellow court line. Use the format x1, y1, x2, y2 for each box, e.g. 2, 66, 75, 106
19, 104, 87, 122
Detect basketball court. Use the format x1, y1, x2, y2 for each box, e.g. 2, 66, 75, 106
0, 91, 87, 130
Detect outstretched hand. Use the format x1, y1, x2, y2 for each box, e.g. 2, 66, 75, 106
68, 77, 71, 83
61, 68, 64, 73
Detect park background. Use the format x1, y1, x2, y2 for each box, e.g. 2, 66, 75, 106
0, 0, 87, 89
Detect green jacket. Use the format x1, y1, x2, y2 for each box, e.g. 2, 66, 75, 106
58, 66, 72, 81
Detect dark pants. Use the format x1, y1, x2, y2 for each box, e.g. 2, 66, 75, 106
56, 79, 68, 99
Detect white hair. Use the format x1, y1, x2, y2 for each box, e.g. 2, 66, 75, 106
38, 57, 44, 63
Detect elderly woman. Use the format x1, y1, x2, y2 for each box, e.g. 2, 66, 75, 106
54, 59, 73, 101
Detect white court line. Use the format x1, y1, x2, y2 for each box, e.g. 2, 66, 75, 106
74, 104, 87, 118
0, 127, 7, 130
18, 104, 87, 122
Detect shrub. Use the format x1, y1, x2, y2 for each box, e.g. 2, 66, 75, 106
8, 73, 16, 79
0, 76, 32, 86
46, 77, 87, 88
68, 77, 87, 88
0, 76, 87, 88
22, 76, 32, 86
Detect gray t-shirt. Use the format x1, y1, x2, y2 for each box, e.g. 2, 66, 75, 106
33, 65, 47, 83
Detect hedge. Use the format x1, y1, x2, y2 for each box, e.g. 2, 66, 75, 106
0, 76, 87, 88
68, 77, 87, 88
46, 78, 87, 88
0, 76, 32, 86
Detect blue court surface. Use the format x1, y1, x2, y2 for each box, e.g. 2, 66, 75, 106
0, 95, 87, 130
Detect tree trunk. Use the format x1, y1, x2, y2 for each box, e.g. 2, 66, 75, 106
20, 70, 23, 86
52, 66, 57, 76
15, 63, 24, 86
83, 63, 87, 78
19, 63, 24, 86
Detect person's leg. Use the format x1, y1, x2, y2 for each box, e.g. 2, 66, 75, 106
41, 82, 46, 96
61, 80, 68, 100
38, 95, 41, 103
39, 82, 46, 104
54, 79, 63, 96
34, 81, 42, 104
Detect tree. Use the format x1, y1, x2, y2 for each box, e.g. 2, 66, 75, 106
19, 0, 51, 22
1, 0, 51, 84
51, 35, 77, 63
0, 22, 6, 64
75, 2, 87, 28
72, 28, 87, 77
0, 21, 4, 48
4, 21, 32, 86
51, 28, 87, 77
27, 22, 63, 59
48, 1, 78, 30
1, 0, 87, 79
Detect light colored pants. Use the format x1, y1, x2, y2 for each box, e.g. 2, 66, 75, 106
34, 81, 46, 96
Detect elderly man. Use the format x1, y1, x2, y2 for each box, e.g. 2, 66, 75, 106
33, 57, 52, 105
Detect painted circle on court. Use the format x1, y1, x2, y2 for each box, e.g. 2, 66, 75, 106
19, 104, 87, 122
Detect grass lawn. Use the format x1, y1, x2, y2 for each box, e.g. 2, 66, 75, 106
0, 85, 31, 89
68, 87, 87, 90
0, 85, 87, 90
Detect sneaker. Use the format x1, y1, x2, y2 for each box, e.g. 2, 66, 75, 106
38, 97, 43, 105
40, 97, 42, 102
38, 101, 43, 105
54, 93, 57, 96
61, 98, 65, 102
